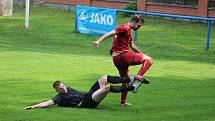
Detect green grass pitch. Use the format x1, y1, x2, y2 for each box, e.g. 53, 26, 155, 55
0, 6, 215, 121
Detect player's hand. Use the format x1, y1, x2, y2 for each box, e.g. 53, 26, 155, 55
92, 41, 100, 47
25, 106, 33, 110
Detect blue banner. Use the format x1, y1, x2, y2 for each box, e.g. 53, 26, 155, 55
76, 5, 116, 35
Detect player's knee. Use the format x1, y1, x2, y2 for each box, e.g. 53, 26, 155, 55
99, 75, 107, 83
102, 75, 108, 82
101, 85, 110, 93
147, 56, 153, 65
142, 55, 153, 65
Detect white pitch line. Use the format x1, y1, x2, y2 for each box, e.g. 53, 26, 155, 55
28, 48, 62, 54
0, 43, 64, 54
0, 43, 111, 62
0, 43, 13, 47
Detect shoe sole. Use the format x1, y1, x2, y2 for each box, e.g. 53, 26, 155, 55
132, 81, 142, 93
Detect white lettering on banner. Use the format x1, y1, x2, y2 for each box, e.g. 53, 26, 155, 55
90, 13, 113, 25
100, 14, 107, 25
79, 27, 107, 34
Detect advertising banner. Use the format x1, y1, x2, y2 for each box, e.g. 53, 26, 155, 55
76, 5, 116, 35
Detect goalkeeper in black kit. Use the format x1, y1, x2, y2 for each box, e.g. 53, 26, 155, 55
25, 75, 149, 109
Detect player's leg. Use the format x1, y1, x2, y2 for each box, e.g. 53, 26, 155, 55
90, 75, 131, 102
113, 52, 150, 94
129, 52, 153, 81
114, 51, 152, 79
89, 75, 110, 102
120, 83, 130, 105
133, 53, 153, 79
91, 83, 135, 102
106, 75, 134, 93
97, 75, 132, 92
106, 75, 130, 84
94, 75, 130, 87
112, 52, 131, 105
92, 85, 110, 102
116, 64, 130, 105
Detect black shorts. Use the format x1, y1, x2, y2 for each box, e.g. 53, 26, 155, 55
80, 81, 100, 108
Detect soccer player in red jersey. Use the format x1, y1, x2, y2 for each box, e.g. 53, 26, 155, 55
93, 15, 153, 106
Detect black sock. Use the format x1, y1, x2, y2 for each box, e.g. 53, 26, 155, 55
107, 75, 130, 84
109, 86, 134, 93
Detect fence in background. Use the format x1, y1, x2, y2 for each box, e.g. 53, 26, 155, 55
74, 6, 215, 50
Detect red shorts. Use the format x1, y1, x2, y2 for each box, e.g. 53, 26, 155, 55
112, 51, 143, 77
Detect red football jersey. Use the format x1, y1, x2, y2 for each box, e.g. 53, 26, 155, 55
110, 23, 132, 53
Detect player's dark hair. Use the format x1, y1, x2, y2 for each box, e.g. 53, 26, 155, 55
53, 80, 61, 88
130, 14, 144, 23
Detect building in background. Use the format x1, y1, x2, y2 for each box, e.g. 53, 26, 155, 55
0, 0, 13, 16
33, 0, 215, 18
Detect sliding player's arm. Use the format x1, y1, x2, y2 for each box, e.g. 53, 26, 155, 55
25, 100, 54, 110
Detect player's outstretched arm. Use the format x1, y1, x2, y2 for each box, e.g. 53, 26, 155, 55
92, 30, 116, 47
24, 100, 54, 110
